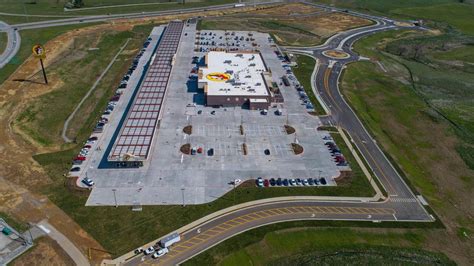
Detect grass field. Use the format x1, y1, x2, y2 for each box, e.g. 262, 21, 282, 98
0, 0, 235, 19
314, 0, 474, 35
14, 25, 151, 147
198, 4, 371, 46
0, 32, 6, 55
292, 54, 326, 115
433, 44, 474, 65
0, 23, 99, 84
0, 211, 29, 232
185, 226, 454, 265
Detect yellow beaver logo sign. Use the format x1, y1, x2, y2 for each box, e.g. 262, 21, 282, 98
32, 44, 46, 59
206, 72, 230, 82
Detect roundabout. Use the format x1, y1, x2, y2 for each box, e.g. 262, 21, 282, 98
322, 49, 351, 59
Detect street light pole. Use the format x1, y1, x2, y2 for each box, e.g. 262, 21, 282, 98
112, 189, 117, 208
181, 188, 185, 207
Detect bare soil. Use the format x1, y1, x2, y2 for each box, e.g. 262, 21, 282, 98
284, 125, 296, 135
183, 125, 192, 135
291, 143, 304, 155
180, 143, 191, 155
11, 236, 75, 266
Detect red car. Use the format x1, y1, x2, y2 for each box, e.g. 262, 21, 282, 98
197, 147, 203, 153
263, 179, 270, 187
74, 155, 86, 161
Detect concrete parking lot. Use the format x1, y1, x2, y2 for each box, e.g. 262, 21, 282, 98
85, 23, 345, 206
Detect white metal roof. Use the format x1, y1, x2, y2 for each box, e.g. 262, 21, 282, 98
199, 51, 269, 97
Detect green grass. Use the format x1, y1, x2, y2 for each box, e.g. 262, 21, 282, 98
0, 23, 99, 84
0, 211, 29, 232
186, 226, 453, 265
0, 0, 236, 23
14, 24, 157, 147
291, 54, 326, 115
392, 3, 474, 35
314, 0, 474, 35
0, 32, 7, 55
433, 44, 474, 64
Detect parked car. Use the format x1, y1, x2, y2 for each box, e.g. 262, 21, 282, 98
207, 148, 214, 156
264, 149, 271, 155
289, 179, 296, 186
144, 246, 155, 255
308, 178, 315, 186
263, 179, 270, 187
134, 248, 144, 254
296, 178, 302, 186
70, 167, 81, 172
74, 155, 86, 161
282, 179, 289, 186
269, 178, 276, 186
320, 177, 327, 185
88, 136, 98, 141
303, 179, 309, 186
151, 248, 169, 259
256, 177, 264, 187
276, 178, 282, 186
82, 177, 94, 187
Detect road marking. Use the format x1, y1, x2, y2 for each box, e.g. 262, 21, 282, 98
354, 134, 397, 194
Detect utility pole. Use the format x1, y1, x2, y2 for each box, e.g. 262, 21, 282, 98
112, 189, 118, 207
181, 188, 185, 207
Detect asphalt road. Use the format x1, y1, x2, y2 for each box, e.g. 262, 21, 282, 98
0, 21, 20, 69
0, 1, 281, 69
118, 7, 434, 266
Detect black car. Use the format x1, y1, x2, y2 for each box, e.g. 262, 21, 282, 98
269, 178, 276, 186
264, 149, 271, 155
208, 148, 214, 156
308, 178, 314, 185
320, 177, 327, 185
197, 110, 202, 114
276, 178, 282, 186
70, 167, 81, 172
88, 136, 98, 141
282, 179, 289, 186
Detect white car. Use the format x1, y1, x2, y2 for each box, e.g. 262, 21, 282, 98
144, 246, 154, 255
151, 248, 169, 259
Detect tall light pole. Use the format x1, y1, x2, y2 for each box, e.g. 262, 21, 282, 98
112, 189, 118, 208
181, 188, 185, 207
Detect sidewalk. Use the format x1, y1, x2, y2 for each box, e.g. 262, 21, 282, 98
37, 220, 90, 266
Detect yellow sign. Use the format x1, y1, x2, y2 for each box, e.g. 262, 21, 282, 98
206, 72, 230, 82
32, 44, 46, 59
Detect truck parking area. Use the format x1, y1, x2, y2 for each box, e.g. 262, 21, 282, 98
81, 20, 348, 206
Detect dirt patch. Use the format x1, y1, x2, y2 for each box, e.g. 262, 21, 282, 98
249, 3, 323, 16
180, 143, 191, 155
284, 125, 296, 134
291, 143, 304, 155
11, 236, 75, 266
183, 125, 192, 135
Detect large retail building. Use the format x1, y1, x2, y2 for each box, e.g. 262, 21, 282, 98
197, 51, 279, 109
